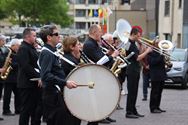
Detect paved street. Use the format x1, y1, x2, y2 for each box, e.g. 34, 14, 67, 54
0, 83, 188, 125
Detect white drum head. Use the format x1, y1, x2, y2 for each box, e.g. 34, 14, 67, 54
64, 64, 120, 122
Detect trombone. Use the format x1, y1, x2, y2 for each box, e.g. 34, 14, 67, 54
139, 37, 177, 61
115, 19, 177, 61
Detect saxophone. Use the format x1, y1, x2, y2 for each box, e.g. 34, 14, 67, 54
0, 47, 13, 80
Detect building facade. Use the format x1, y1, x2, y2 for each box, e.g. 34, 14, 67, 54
69, 0, 157, 38
158, 0, 187, 48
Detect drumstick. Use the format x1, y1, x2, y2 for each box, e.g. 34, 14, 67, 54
77, 82, 95, 89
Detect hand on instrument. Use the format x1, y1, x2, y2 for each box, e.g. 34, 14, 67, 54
0, 68, 5, 73
106, 49, 114, 55
66, 80, 77, 89
37, 79, 42, 88
111, 50, 119, 58
146, 47, 152, 53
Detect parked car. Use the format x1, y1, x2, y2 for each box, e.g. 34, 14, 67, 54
165, 48, 188, 89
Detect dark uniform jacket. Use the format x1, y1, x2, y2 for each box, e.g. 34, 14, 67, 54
17, 41, 40, 88
62, 52, 80, 77
148, 51, 167, 81
39, 44, 66, 90
126, 39, 141, 74
83, 37, 113, 67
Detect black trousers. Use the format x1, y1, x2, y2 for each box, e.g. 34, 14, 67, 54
150, 81, 164, 111
19, 88, 40, 125
126, 71, 140, 114
3, 82, 20, 113
43, 88, 71, 125
118, 67, 127, 90
34, 88, 43, 125
0, 81, 4, 100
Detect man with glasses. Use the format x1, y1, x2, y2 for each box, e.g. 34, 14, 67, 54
38, 25, 77, 125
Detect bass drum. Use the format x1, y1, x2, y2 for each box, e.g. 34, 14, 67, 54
64, 64, 121, 122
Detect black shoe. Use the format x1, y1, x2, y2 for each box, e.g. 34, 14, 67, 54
3, 111, 15, 116
126, 113, 139, 119
158, 108, 166, 112
135, 113, 145, 117
99, 119, 111, 124
0, 117, 4, 121
151, 109, 162, 113
106, 117, 116, 122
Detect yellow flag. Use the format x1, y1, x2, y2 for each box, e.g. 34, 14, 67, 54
89, 9, 93, 17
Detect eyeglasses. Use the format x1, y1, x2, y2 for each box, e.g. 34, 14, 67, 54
50, 32, 59, 36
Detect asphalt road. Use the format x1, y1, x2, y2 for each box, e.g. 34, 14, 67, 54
0, 83, 188, 125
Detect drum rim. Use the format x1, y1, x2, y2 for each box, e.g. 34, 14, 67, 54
64, 64, 121, 122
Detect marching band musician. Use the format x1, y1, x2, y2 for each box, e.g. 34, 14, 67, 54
83, 24, 119, 67
102, 33, 125, 109
125, 27, 152, 119
61, 36, 82, 125
62, 36, 81, 76
0, 34, 7, 121
133, 26, 150, 101
83, 24, 119, 125
38, 25, 77, 125
17, 28, 42, 125
2, 39, 21, 116
148, 39, 167, 113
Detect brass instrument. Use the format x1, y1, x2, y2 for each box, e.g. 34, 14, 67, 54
0, 47, 13, 80
100, 38, 135, 77
116, 19, 177, 62
110, 57, 124, 77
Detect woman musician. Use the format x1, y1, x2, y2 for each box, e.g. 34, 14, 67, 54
61, 36, 82, 125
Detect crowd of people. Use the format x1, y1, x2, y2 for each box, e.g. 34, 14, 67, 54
0, 23, 167, 125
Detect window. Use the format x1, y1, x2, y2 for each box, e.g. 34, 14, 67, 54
177, 33, 181, 48
76, 22, 86, 29
163, 33, 171, 40
101, 0, 112, 4
88, 0, 98, 4
75, 10, 86, 17
164, 0, 170, 16
121, 0, 130, 5
179, 0, 182, 8
75, 0, 85, 4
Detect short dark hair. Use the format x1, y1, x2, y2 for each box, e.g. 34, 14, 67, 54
23, 27, 35, 39
39, 25, 57, 43
130, 27, 140, 35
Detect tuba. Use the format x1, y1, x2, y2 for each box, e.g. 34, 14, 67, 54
0, 47, 13, 80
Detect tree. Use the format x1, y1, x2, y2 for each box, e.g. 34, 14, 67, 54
0, 0, 8, 19
1, 0, 73, 27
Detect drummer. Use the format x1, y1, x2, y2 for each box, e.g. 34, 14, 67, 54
83, 24, 119, 125
38, 25, 77, 125
61, 36, 82, 125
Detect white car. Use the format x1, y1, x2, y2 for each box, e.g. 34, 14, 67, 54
166, 48, 188, 89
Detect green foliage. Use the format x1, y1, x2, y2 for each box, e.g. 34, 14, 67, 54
0, 0, 73, 27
